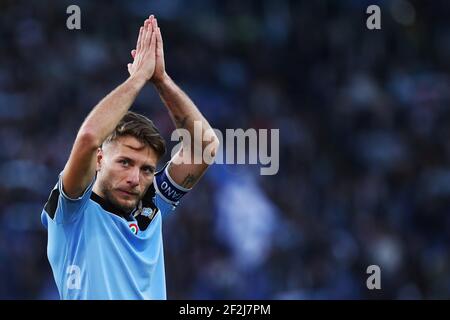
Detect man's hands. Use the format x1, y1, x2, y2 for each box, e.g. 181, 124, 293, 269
128, 15, 167, 84
127, 16, 157, 82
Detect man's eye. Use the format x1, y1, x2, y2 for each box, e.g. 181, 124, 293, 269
143, 167, 154, 175
120, 159, 129, 166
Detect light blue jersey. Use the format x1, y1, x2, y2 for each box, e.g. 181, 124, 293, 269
41, 164, 189, 300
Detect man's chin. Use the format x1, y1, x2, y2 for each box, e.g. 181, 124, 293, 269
116, 200, 138, 213
108, 195, 138, 213
113, 191, 139, 209
102, 189, 140, 213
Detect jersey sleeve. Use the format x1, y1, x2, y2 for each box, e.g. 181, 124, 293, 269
41, 172, 96, 227
152, 162, 191, 217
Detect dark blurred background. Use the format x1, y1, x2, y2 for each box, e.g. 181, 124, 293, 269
1, 0, 450, 299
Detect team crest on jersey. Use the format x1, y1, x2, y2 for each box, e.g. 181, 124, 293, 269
141, 207, 154, 218
128, 223, 139, 235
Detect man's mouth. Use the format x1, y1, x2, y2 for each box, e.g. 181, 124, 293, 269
117, 189, 138, 197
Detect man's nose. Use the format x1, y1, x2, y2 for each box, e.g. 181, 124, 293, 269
126, 168, 140, 187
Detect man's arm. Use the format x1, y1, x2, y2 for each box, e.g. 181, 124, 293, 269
145, 17, 219, 189
153, 74, 219, 189
63, 17, 157, 198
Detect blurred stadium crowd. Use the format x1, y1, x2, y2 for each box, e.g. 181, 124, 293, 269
1, 0, 450, 299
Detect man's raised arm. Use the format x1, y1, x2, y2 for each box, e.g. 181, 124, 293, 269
63, 17, 157, 198
130, 16, 219, 190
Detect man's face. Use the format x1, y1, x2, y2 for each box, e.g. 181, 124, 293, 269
96, 136, 158, 213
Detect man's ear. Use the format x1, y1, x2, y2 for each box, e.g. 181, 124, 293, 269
96, 148, 103, 171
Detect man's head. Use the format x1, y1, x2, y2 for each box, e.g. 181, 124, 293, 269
94, 111, 166, 213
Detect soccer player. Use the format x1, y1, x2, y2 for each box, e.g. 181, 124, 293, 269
41, 15, 219, 299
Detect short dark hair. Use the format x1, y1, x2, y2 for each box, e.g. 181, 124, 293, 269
104, 111, 166, 160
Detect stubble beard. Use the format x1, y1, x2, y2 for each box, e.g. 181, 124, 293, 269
101, 183, 140, 214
